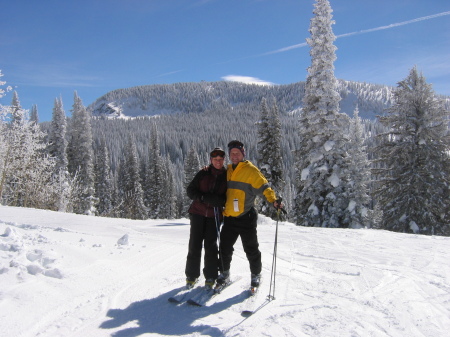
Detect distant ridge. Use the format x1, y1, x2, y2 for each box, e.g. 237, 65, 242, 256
88, 80, 397, 120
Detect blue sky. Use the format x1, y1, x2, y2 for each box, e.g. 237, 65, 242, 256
1, 0, 449, 122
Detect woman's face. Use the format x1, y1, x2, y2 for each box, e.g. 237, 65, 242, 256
210, 156, 225, 169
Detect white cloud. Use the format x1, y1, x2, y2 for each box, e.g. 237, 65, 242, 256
222, 75, 274, 86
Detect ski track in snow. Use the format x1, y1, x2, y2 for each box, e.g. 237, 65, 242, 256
0, 205, 449, 336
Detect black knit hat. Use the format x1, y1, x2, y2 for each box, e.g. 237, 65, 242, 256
227, 140, 245, 157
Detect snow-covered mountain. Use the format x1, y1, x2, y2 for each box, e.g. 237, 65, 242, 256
88, 80, 395, 120
1, 205, 449, 336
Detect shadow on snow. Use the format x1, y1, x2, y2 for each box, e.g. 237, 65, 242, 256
99, 286, 248, 337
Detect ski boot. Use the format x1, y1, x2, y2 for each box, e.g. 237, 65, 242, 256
186, 277, 197, 289
251, 273, 261, 288
204, 278, 215, 290
214, 270, 230, 292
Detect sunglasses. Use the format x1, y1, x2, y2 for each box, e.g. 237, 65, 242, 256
210, 150, 225, 157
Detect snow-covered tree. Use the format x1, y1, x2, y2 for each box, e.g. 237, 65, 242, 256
184, 147, 200, 186
47, 97, 69, 211
48, 98, 68, 175
159, 156, 177, 219
372, 66, 450, 236
0, 70, 10, 99
257, 98, 271, 175
183, 147, 200, 215
294, 0, 352, 228
1, 92, 29, 205
67, 92, 96, 215
0, 79, 10, 200
30, 105, 39, 124
344, 107, 371, 228
95, 136, 114, 217
10, 91, 25, 126
0, 92, 55, 209
269, 101, 284, 194
257, 98, 285, 219
117, 136, 147, 219
144, 123, 164, 218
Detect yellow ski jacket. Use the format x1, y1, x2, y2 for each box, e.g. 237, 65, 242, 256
223, 160, 277, 217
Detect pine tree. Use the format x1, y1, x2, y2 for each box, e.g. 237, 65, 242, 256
67, 92, 96, 215
294, 0, 352, 227
257, 98, 285, 219
372, 66, 450, 236
4, 93, 29, 205
48, 98, 68, 174
257, 98, 271, 178
115, 159, 126, 218
10, 91, 24, 126
183, 147, 200, 215
159, 156, 177, 219
268, 101, 284, 199
117, 136, 147, 219
30, 105, 39, 124
0, 92, 55, 208
344, 107, 371, 228
144, 123, 164, 218
47, 97, 70, 211
0, 72, 8, 203
95, 136, 114, 216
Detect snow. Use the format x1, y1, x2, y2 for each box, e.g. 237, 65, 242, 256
323, 140, 335, 151
310, 152, 324, 164
409, 221, 420, 234
301, 167, 310, 181
327, 172, 340, 187
347, 200, 357, 212
308, 203, 320, 216
1, 205, 449, 337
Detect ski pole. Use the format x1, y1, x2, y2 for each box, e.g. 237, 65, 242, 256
268, 207, 281, 301
214, 207, 225, 274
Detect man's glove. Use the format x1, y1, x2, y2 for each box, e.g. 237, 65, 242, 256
273, 198, 287, 214
274, 198, 283, 209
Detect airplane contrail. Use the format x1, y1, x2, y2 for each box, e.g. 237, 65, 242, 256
337, 11, 450, 38
265, 11, 450, 55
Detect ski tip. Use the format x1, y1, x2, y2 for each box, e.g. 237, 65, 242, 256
241, 310, 253, 317
187, 299, 202, 307
168, 297, 180, 304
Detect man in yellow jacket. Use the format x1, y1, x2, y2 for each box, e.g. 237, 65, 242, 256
217, 140, 282, 289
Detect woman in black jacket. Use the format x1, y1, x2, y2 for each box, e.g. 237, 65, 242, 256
185, 147, 227, 289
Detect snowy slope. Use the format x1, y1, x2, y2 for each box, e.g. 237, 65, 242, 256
1, 205, 449, 337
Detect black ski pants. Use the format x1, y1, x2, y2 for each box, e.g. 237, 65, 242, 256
219, 207, 261, 275
185, 213, 220, 280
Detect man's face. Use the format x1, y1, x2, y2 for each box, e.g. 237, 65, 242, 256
229, 148, 244, 165
210, 156, 224, 169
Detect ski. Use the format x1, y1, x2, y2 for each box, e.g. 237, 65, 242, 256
241, 310, 254, 317
240, 285, 261, 317
187, 276, 241, 307
168, 281, 202, 304
186, 287, 215, 306
241, 297, 272, 317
